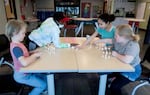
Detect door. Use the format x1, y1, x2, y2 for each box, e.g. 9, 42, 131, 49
4, 0, 17, 20
139, 2, 150, 30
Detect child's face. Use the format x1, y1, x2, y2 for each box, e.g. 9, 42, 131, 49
115, 32, 125, 43
15, 27, 26, 42
98, 19, 108, 29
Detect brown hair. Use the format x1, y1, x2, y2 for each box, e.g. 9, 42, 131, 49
5, 19, 27, 39
116, 24, 140, 42
98, 13, 115, 23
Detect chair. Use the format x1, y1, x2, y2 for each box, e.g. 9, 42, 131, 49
0, 34, 11, 59
120, 45, 150, 95
59, 17, 78, 37
53, 12, 78, 37
0, 34, 21, 94
0, 57, 28, 95
63, 22, 78, 37
141, 45, 150, 63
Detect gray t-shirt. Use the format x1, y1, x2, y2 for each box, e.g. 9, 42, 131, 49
113, 40, 141, 67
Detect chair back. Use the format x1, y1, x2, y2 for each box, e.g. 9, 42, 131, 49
0, 34, 10, 52
141, 45, 150, 63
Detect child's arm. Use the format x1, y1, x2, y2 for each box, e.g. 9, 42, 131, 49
18, 52, 42, 67
112, 51, 134, 64
78, 31, 98, 48
94, 39, 113, 45
29, 49, 40, 54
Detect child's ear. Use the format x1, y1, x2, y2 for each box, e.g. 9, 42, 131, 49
12, 31, 17, 36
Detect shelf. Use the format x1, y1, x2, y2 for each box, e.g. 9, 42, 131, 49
54, 0, 80, 17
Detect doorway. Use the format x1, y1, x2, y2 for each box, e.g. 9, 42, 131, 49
140, 2, 150, 30
4, 0, 17, 20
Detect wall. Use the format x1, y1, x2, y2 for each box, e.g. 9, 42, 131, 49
20, 0, 33, 19
80, 0, 104, 17
35, 0, 54, 11
35, 0, 103, 17
136, 0, 150, 29
138, 0, 150, 2
136, 1, 146, 19
15, 0, 21, 20
139, 2, 150, 29
113, 0, 136, 17
0, 0, 7, 34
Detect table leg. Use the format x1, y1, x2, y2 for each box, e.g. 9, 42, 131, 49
132, 22, 135, 32
98, 74, 107, 95
95, 22, 99, 30
81, 22, 84, 37
47, 74, 55, 95
75, 22, 84, 36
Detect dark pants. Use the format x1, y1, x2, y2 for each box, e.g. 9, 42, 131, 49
109, 73, 131, 95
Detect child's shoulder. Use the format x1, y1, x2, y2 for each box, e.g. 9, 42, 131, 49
11, 42, 25, 48
127, 41, 139, 49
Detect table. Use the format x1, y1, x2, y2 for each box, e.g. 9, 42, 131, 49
72, 18, 98, 37
20, 47, 78, 95
20, 37, 134, 95
75, 43, 134, 95
125, 18, 145, 33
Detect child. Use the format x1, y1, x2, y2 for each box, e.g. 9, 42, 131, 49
78, 13, 116, 48
5, 20, 47, 95
101, 24, 141, 95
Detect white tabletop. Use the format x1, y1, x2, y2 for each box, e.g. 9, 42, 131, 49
20, 48, 78, 73
72, 18, 94, 21
124, 18, 145, 22
76, 46, 134, 72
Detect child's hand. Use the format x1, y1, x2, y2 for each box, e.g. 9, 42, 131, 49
112, 51, 118, 57
34, 51, 42, 59
74, 44, 84, 49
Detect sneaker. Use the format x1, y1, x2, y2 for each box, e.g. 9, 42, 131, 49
41, 90, 48, 95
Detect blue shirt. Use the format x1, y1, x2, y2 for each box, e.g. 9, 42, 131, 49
97, 26, 115, 39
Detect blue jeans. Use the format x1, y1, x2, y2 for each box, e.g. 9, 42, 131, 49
14, 72, 47, 95
121, 64, 141, 81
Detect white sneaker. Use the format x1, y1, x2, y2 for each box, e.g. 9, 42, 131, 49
41, 90, 48, 95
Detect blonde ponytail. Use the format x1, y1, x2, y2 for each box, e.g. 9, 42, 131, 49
132, 34, 140, 42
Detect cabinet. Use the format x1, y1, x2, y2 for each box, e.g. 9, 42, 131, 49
54, 0, 80, 17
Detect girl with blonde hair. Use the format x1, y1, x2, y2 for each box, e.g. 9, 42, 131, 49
100, 24, 141, 95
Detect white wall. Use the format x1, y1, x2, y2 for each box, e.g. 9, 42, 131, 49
113, 0, 136, 14
0, 0, 7, 34
15, 0, 21, 20
136, 2, 146, 19
35, 0, 54, 11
